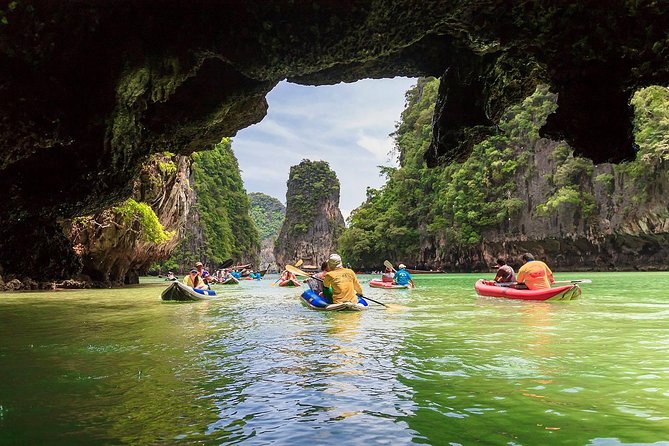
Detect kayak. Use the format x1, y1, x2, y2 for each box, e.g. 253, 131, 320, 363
220, 276, 240, 285
474, 279, 581, 301
369, 279, 411, 289
161, 282, 217, 301
300, 289, 369, 311
279, 279, 302, 287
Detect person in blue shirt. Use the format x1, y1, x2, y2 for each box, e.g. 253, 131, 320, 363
394, 264, 415, 288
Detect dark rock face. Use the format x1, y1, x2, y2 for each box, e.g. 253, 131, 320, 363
64, 154, 191, 286
274, 160, 344, 269
420, 139, 669, 273
1, 2, 668, 277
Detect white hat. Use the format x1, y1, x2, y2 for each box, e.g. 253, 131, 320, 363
399, 264, 406, 269
327, 253, 343, 269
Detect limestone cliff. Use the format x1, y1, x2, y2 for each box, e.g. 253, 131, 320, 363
249, 192, 286, 271
165, 139, 260, 271
422, 87, 669, 272
274, 160, 345, 269
343, 80, 669, 272
1, 2, 669, 278
65, 153, 191, 286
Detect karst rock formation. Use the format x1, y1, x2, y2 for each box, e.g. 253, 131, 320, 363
274, 160, 345, 270
1, 2, 668, 278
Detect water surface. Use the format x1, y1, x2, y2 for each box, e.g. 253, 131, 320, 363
1, 272, 668, 445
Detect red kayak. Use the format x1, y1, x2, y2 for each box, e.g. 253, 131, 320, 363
369, 279, 412, 289
474, 279, 581, 301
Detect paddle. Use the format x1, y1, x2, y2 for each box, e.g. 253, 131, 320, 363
285, 264, 390, 308
295, 259, 303, 268
220, 259, 234, 269
554, 279, 592, 284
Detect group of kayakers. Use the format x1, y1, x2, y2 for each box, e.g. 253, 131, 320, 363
492, 253, 554, 290
380, 263, 415, 288
182, 261, 266, 290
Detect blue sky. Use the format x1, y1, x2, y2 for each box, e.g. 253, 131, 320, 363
232, 77, 418, 220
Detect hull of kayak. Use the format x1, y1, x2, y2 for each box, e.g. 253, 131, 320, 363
279, 279, 302, 287
161, 282, 217, 301
220, 277, 240, 285
300, 289, 368, 311
369, 279, 411, 289
474, 279, 581, 301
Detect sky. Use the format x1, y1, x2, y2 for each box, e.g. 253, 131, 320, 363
232, 77, 418, 220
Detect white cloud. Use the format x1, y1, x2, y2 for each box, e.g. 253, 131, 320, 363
356, 133, 396, 163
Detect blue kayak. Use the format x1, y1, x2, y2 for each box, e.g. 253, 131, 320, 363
300, 289, 369, 311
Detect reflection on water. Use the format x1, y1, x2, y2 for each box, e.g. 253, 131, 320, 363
0, 273, 668, 445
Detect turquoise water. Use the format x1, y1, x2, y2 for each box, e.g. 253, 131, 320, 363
1, 272, 668, 445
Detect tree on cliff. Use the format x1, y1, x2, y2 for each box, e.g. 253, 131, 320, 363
167, 138, 260, 270
249, 192, 286, 241
273, 160, 345, 269
249, 192, 285, 270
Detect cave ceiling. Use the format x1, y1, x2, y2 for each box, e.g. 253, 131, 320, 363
0, 1, 668, 277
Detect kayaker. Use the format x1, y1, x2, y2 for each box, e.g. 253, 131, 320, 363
183, 268, 208, 290
307, 261, 333, 302
493, 258, 516, 284
394, 264, 415, 288
323, 254, 363, 304
515, 253, 554, 290
195, 261, 211, 286
381, 267, 395, 283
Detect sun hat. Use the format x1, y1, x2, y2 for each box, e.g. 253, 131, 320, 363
327, 254, 343, 270
190, 268, 198, 273
196, 262, 203, 267
399, 263, 406, 269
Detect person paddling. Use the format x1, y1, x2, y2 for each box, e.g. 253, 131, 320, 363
493, 258, 516, 284
323, 254, 362, 304
183, 268, 208, 290
394, 264, 415, 288
515, 253, 554, 290
381, 266, 395, 283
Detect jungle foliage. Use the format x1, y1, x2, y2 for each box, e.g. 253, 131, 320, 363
163, 138, 260, 271
340, 78, 548, 268
285, 159, 340, 234
339, 79, 669, 270
249, 192, 286, 241
191, 138, 260, 265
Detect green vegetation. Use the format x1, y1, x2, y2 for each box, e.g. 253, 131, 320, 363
113, 198, 174, 244
249, 192, 285, 240
340, 80, 669, 269
286, 159, 340, 226
340, 79, 555, 267
157, 138, 260, 271
189, 138, 260, 265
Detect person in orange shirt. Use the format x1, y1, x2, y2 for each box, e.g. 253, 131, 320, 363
516, 253, 554, 290
323, 253, 363, 304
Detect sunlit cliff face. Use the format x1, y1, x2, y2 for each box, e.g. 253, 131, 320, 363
1, 1, 667, 278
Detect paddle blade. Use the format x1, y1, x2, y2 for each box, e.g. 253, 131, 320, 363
383, 260, 396, 271
285, 264, 310, 277
221, 259, 233, 269
295, 259, 303, 267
